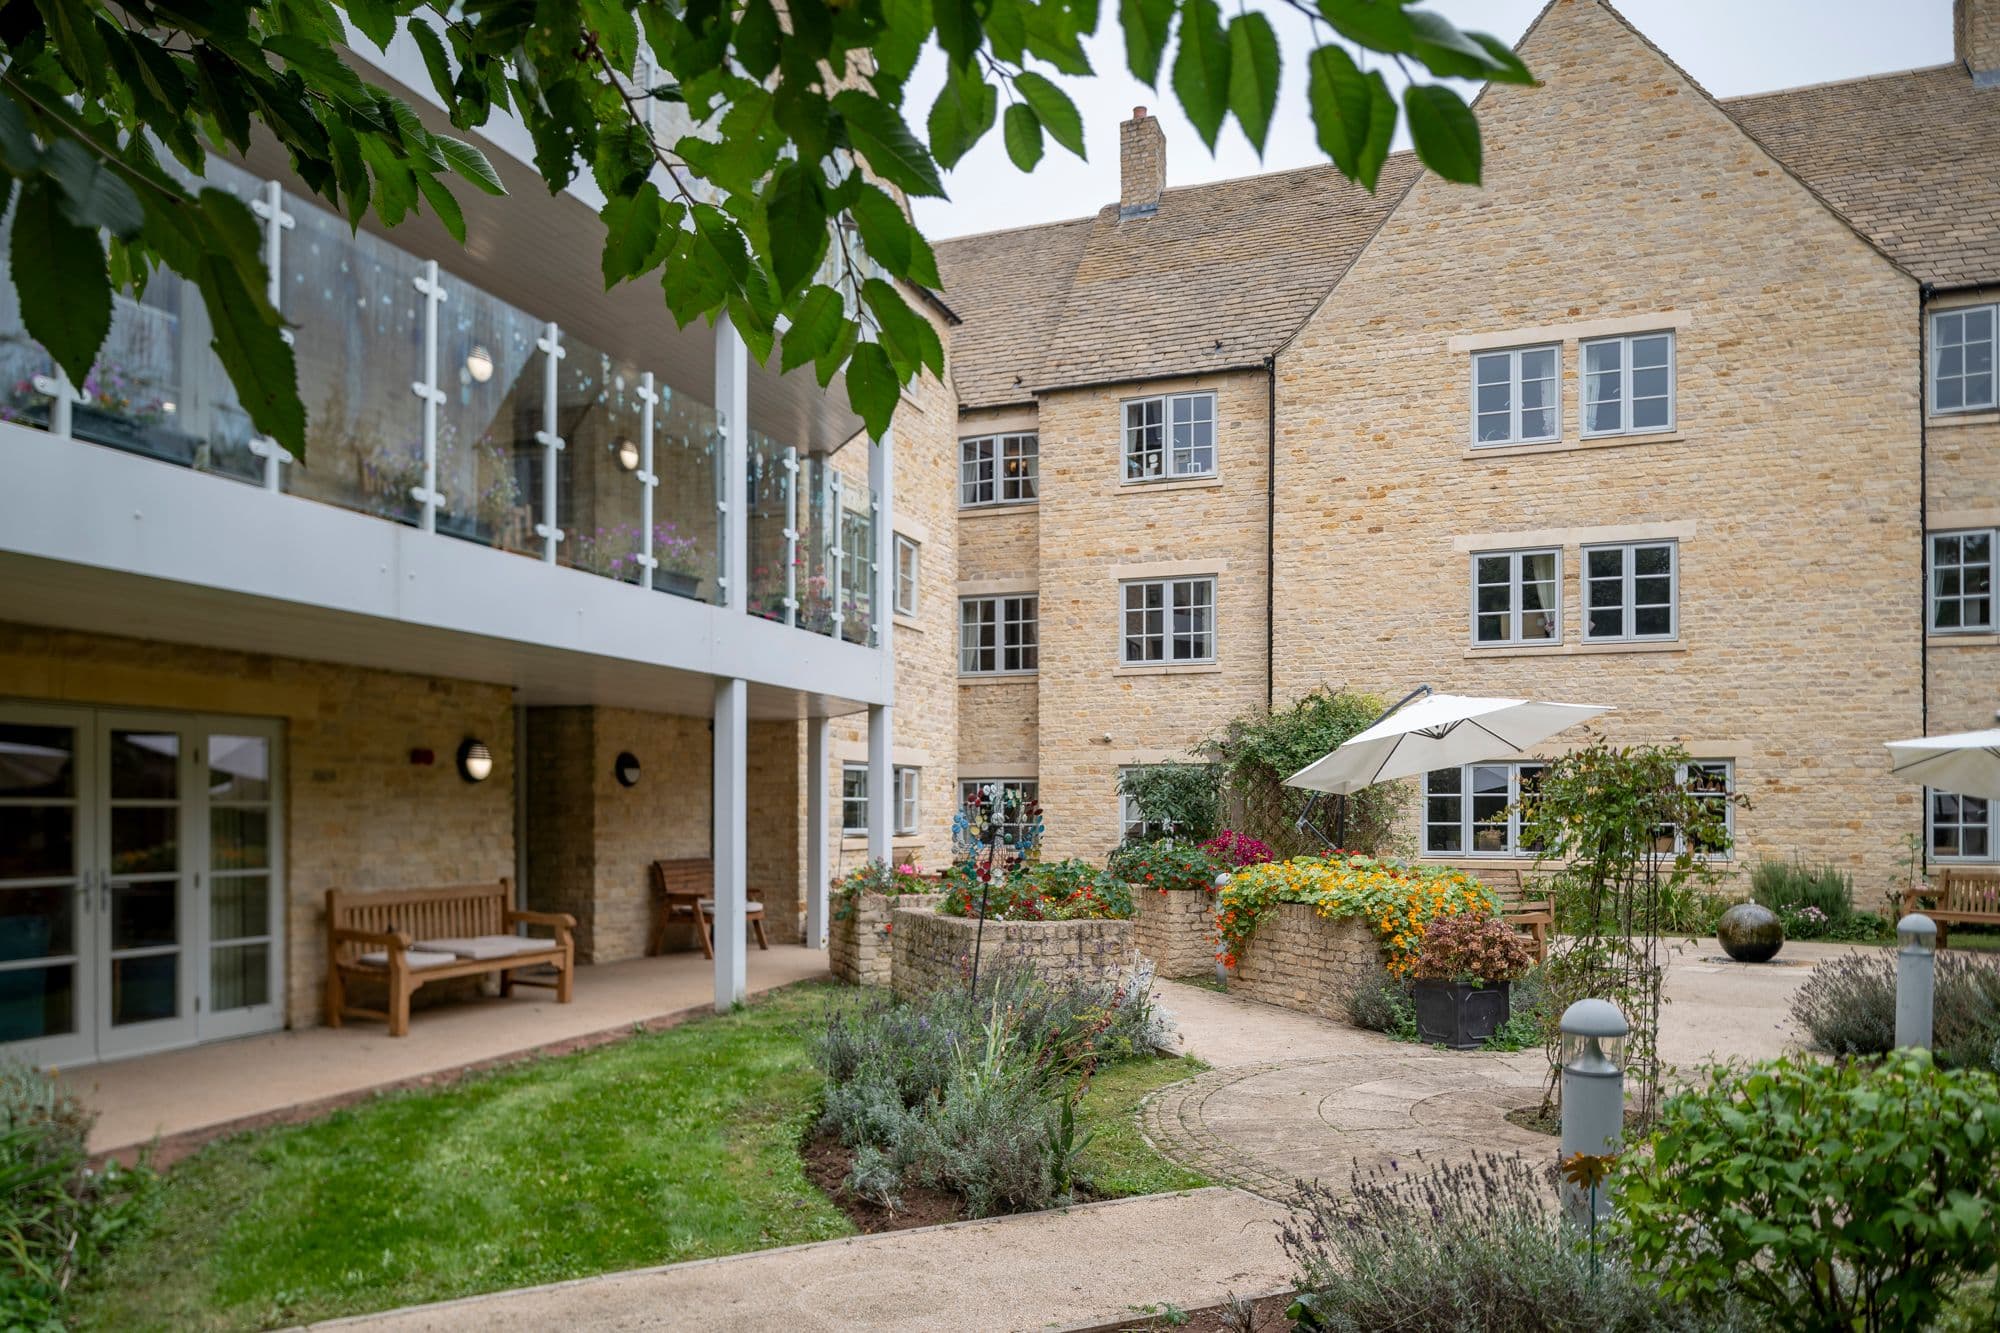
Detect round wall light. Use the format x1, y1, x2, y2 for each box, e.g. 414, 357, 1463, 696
457, 738, 495, 783
614, 436, 641, 472
465, 344, 495, 384
614, 751, 642, 787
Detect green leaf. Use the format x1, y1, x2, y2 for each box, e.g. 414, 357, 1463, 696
1403, 83, 1481, 184
1226, 11, 1280, 154
407, 18, 457, 107
592, 120, 653, 200
1119, 0, 1176, 86
1405, 11, 1524, 82
413, 169, 466, 243
863, 277, 943, 380
844, 340, 899, 441
438, 136, 505, 196
1469, 33, 1535, 86
926, 65, 997, 170
781, 284, 846, 375
764, 163, 828, 300
736, 0, 782, 79
195, 250, 305, 457
1171, 0, 1231, 150
263, 33, 373, 110
1313, 0, 1416, 56
10, 177, 109, 390
692, 203, 751, 285
1002, 102, 1044, 171
44, 139, 144, 238
601, 183, 668, 287
834, 89, 944, 198
875, 0, 932, 80
1015, 72, 1084, 158
0, 92, 42, 174
342, 0, 399, 51
1307, 44, 1395, 190
848, 181, 939, 287
933, 0, 983, 68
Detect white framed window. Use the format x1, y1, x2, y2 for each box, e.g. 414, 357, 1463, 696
1581, 332, 1675, 436
960, 433, 1038, 507
1117, 766, 1173, 842
1123, 391, 1216, 481
1929, 789, 1995, 861
1652, 760, 1735, 858
893, 534, 919, 617
1423, 763, 1546, 856
895, 766, 920, 836
1929, 529, 1994, 634
959, 778, 1039, 844
1122, 576, 1216, 664
1471, 548, 1561, 645
1470, 344, 1559, 445
841, 763, 869, 836
1931, 304, 1997, 414
1582, 541, 1677, 641
959, 595, 1038, 674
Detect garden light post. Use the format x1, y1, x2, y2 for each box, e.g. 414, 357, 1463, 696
1213, 871, 1232, 986
1559, 999, 1628, 1226
1896, 912, 1937, 1051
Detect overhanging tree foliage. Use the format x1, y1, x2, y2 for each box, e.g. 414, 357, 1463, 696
0, 0, 1531, 457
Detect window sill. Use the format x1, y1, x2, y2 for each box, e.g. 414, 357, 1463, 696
1928, 633, 2000, 647
1114, 662, 1223, 676
960, 501, 1038, 517
1927, 411, 2000, 429
893, 613, 923, 633
1119, 475, 1223, 492
841, 835, 928, 850
1465, 640, 1684, 658
959, 673, 1038, 685
1466, 431, 1685, 460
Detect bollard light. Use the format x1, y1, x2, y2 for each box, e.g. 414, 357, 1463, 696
1896, 912, 1937, 1051
1213, 872, 1232, 985
1559, 998, 1629, 1227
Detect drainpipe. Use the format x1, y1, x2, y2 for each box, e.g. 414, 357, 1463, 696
1917, 284, 1931, 880
1264, 354, 1277, 713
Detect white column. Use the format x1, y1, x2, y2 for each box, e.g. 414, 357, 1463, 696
871, 425, 896, 655
867, 704, 892, 863
866, 424, 896, 863
534, 322, 566, 563
716, 316, 749, 612
713, 676, 748, 1010
806, 714, 831, 948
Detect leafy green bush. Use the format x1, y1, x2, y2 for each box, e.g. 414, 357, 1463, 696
1281, 1153, 1729, 1332
1213, 688, 1408, 858
1107, 839, 1226, 893
1750, 857, 1854, 919
1115, 764, 1222, 843
935, 859, 1134, 921
1617, 1051, 2000, 1331
1790, 950, 2000, 1071
1343, 971, 1415, 1041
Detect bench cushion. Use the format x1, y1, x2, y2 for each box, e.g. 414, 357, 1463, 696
415, 935, 555, 961
696, 899, 764, 914
355, 949, 457, 969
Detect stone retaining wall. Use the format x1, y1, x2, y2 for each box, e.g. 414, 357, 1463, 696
1131, 886, 1218, 979
829, 892, 942, 986
890, 904, 1136, 999
1228, 901, 1385, 1023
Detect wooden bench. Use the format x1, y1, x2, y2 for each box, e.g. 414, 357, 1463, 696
1481, 868, 1555, 963
647, 858, 771, 958
324, 880, 575, 1037
1902, 869, 2000, 948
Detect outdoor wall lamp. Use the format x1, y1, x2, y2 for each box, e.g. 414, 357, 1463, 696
614, 435, 641, 471
614, 751, 642, 787
464, 344, 495, 383
456, 738, 494, 783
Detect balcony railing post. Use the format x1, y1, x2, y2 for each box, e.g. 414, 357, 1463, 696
410, 259, 448, 532
828, 470, 845, 638
30, 371, 76, 439
782, 446, 799, 627
534, 321, 566, 563
247, 179, 296, 492
871, 424, 894, 654
636, 370, 659, 589
715, 316, 749, 612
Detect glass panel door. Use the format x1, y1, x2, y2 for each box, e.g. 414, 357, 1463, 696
200, 727, 282, 1040
94, 717, 198, 1058
0, 707, 94, 1067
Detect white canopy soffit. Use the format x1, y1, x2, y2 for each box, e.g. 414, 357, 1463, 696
1283, 693, 1615, 795
1884, 728, 2000, 802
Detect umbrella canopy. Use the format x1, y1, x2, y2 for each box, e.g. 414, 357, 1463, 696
1284, 693, 1614, 794
1884, 728, 2000, 802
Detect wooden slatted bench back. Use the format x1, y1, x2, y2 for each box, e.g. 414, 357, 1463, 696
1939, 870, 2000, 921
651, 859, 715, 899
325, 882, 511, 964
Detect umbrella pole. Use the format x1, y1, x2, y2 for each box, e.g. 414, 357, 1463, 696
1334, 796, 1347, 851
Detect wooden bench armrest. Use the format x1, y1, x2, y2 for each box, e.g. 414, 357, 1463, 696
505, 908, 577, 931
331, 926, 413, 951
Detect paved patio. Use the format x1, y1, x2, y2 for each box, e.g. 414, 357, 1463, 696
65, 946, 830, 1158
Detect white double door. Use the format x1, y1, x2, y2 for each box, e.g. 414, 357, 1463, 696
0, 704, 285, 1067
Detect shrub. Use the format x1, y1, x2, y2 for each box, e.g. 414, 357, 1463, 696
1281, 1152, 1725, 1332
1107, 839, 1226, 893
1214, 855, 1496, 975
1617, 1051, 2000, 1331
1344, 971, 1415, 1041
1213, 688, 1408, 859
935, 860, 1134, 921
1790, 950, 2000, 1071
831, 858, 932, 920
1410, 914, 1536, 985
1115, 763, 1222, 843
1749, 857, 1854, 921
1200, 830, 1273, 869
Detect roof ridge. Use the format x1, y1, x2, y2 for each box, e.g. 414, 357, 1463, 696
932, 210, 1100, 248
1722, 61, 1963, 103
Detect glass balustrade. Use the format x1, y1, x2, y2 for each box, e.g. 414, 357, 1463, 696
746, 430, 796, 623
653, 383, 723, 602
434, 280, 541, 556
800, 454, 838, 636
838, 476, 878, 646
557, 336, 648, 585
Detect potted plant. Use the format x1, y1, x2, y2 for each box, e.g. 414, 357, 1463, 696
649, 520, 705, 599
1409, 913, 1535, 1049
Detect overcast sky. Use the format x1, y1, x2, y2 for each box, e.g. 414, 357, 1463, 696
909, 0, 1959, 239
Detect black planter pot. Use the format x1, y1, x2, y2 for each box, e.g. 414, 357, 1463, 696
652, 569, 703, 600
1413, 979, 1511, 1050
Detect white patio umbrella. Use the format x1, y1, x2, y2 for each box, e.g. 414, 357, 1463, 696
1884, 728, 2000, 801
1285, 690, 1614, 794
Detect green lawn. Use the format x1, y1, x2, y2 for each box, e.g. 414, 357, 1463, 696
70, 980, 1208, 1331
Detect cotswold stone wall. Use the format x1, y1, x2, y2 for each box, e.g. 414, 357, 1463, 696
890, 904, 1135, 999
1228, 903, 1384, 1023
1131, 886, 1217, 979
829, 892, 942, 987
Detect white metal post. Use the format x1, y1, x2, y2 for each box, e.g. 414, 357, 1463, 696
1896, 913, 1938, 1049
806, 714, 831, 948
782, 445, 800, 627
828, 471, 845, 637
31, 370, 75, 438
636, 371, 659, 589
534, 322, 566, 562
867, 704, 892, 864
715, 316, 748, 610
410, 259, 447, 531
247, 178, 295, 492
871, 424, 895, 654
713, 675, 749, 1010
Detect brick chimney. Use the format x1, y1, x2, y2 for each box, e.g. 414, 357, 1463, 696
1960, 0, 2000, 84
1119, 106, 1166, 217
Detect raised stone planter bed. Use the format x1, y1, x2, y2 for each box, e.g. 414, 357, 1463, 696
830, 892, 942, 987
1131, 885, 1218, 979
890, 903, 1137, 999
1227, 901, 1386, 1023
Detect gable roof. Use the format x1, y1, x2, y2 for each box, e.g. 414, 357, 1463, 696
1725, 64, 2000, 290
935, 155, 1421, 409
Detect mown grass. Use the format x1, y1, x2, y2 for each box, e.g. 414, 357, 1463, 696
1076, 1054, 1211, 1198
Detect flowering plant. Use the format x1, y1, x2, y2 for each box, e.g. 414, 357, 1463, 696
1201, 830, 1274, 869
937, 858, 1133, 921
1107, 839, 1226, 893
1214, 855, 1497, 976
830, 858, 931, 921
1409, 913, 1534, 985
